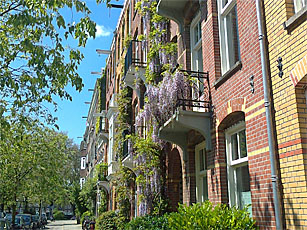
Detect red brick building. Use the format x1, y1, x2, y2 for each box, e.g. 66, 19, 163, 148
80, 0, 307, 228
157, 0, 279, 229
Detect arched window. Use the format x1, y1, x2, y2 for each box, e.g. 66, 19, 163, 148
225, 121, 252, 214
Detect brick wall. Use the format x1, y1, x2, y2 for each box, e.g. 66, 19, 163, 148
201, 0, 275, 228
263, 0, 307, 228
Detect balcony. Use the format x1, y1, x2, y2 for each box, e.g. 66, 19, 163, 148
96, 110, 108, 144
106, 93, 118, 119
176, 70, 211, 112
123, 40, 146, 90
158, 70, 212, 158
122, 138, 134, 170
157, 0, 187, 32
107, 161, 119, 179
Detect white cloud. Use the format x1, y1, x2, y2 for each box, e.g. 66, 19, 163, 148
96, 24, 111, 37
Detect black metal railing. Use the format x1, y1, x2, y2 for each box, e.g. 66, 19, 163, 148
176, 69, 212, 112
124, 40, 146, 76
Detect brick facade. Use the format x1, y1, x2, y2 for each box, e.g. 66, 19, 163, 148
263, 0, 307, 228
169, 0, 276, 229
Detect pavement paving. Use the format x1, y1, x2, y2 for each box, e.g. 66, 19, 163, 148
45, 220, 82, 230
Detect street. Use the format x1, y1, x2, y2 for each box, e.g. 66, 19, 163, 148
46, 220, 81, 230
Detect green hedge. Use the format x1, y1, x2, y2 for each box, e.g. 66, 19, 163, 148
96, 201, 256, 230
168, 201, 257, 230
95, 211, 118, 230
124, 215, 169, 230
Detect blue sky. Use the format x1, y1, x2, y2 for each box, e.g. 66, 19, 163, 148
53, 1, 123, 145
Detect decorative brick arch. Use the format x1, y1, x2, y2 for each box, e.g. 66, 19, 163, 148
290, 53, 307, 87
216, 97, 246, 124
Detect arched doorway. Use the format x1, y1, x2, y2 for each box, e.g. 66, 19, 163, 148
167, 147, 183, 211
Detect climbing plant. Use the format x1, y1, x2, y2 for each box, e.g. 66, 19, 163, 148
112, 0, 191, 219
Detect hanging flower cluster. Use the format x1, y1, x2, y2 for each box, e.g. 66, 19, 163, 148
136, 71, 190, 131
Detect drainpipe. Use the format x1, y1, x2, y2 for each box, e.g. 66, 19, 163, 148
255, 0, 283, 229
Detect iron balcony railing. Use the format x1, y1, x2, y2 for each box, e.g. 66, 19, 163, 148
124, 40, 146, 77
176, 70, 212, 112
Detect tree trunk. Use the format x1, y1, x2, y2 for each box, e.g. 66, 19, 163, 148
39, 200, 42, 219
12, 204, 16, 228
24, 197, 29, 213
0, 203, 4, 214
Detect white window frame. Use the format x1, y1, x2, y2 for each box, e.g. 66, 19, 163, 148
190, 12, 203, 73
294, 0, 306, 13
195, 141, 208, 203
217, 0, 241, 75
81, 157, 86, 169
190, 12, 206, 111
135, 39, 139, 63
142, 21, 147, 64
225, 121, 252, 213
80, 178, 85, 188
109, 123, 113, 162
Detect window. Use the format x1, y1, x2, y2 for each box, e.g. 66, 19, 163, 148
117, 36, 121, 60
195, 142, 208, 203
226, 122, 252, 214
127, 5, 131, 35
134, 31, 139, 63
190, 13, 203, 74
217, 0, 241, 75
294, 0, 306, 13
80, 178, 85, 188
141, 21, 147, 64
109, 124, 113, 162
190, 12, 205, 109
81, 157, 86, 169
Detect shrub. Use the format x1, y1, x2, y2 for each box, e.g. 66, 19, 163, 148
124, 215, 169, 230
81, 211, 93, 226
95, 211, 118, 230
168, 201, 257, 230
53, 210, 65, 220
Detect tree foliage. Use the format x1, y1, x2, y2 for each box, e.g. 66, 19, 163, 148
0, 0, 98, 121
79, 177, 97, 215
0, 115, 77, 222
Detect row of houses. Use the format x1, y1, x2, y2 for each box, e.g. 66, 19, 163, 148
80, 0, 307, 229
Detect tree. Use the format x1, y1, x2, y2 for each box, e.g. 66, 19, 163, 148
79, 177, 97, 215
55, 138, 81, 216
0, 0, 98, 121
0, 115, 73, 224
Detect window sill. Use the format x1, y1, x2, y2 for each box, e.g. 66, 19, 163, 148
214, 61, 242, 88
283, 6, 307, 32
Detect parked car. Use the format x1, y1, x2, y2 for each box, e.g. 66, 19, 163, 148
17, 214, 32, 230
5, 215, 24, 229
31, 215, 40, 229
41, 213, 47, 226
0, 217, 9, 230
